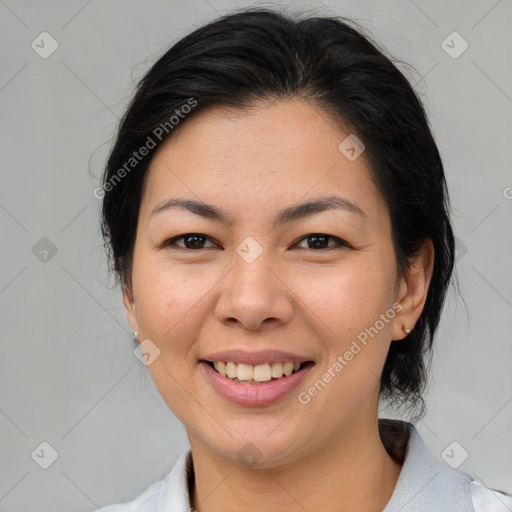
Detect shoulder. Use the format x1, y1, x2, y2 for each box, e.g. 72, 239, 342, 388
92, 478, 164, 512
469, 480, 512, 511
380, 419, 511, 512
91, 449, 192, 512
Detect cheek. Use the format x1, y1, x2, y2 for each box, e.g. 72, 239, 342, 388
295, 257, 396, 338
132, 259, 203, 346
132, 263, 206, 415
299, 254, 397, 402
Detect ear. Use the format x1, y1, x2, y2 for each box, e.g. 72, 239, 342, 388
123, 285, 139, 335
392, 239, 434, 340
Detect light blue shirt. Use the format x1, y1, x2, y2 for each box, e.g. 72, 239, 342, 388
95, 422, 512, 511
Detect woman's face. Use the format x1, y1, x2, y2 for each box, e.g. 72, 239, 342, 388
124, 100, 413, 466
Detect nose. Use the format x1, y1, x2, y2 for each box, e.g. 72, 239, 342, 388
214, 250, 295, 331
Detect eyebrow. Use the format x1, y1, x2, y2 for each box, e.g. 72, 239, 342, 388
150, 195, 366, 226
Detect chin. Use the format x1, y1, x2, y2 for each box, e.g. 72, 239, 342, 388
195, 422, 313, 469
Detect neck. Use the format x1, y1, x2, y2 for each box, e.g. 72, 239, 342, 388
188, 418, 404, 512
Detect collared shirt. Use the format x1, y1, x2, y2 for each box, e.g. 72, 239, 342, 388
95, 420, 512, 511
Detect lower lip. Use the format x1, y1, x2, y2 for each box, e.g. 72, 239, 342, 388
200, 361, 314, 407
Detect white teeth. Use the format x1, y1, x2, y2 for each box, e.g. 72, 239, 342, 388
210, 360, 304, 382
226, 361, 237, 379
214, 361, 229, 376
283, 362, 294, 376
216, 361, 227, 375
271, 362, 283, 378
253, 363, 272, 382
236, 363, 253, 381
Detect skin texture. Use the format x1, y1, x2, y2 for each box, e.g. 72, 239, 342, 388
123, 100, 434, 512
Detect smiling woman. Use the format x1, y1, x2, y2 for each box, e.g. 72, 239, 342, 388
96, 6, 510, 512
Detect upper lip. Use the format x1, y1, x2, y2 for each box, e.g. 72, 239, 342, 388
200, 349, 314, 366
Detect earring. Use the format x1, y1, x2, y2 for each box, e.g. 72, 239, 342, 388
402, 326, 411, 335
133, 330, 139, 340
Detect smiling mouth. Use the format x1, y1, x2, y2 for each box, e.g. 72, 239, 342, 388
202, 360, 315, 385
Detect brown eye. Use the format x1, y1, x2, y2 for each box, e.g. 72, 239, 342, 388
295, 233, 350, 250
165, 233, 217, 250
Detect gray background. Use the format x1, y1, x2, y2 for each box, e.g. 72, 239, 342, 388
1, 0, 511, 510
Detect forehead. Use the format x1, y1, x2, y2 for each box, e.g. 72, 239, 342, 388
140, 100, 387, 226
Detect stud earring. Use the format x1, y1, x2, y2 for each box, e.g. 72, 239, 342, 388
402, 326, 411, 335
133, 330, 138, 339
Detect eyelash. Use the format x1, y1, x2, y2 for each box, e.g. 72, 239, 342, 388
162, 233, 352, 251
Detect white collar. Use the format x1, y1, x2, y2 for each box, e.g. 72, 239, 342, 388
383, 421, 473, 511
